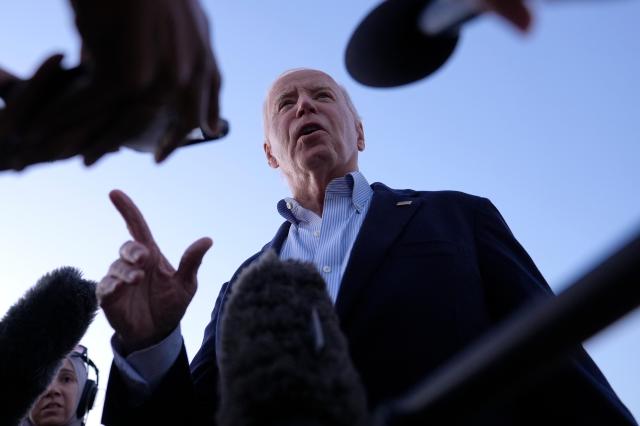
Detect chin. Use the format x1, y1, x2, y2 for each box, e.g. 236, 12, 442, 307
300, 152, 337, 173
34, 414, 68, 426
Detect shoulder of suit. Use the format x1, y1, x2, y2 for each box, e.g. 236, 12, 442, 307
371, 181, 490, 205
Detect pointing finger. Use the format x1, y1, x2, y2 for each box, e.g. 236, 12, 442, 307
109, 189, 156, 246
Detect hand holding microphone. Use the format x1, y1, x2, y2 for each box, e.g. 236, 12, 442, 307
346, 0, 535, 87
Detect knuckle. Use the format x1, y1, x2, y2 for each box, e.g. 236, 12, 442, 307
109, 259, 123, 272
96, 276, 118, 302
110, 259, 134, 278
119, 240, 134, 253
97, 275, 111, 288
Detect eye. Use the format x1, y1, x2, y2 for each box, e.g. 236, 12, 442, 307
277, 99, 294, 111
60, 374, 76, 384
315, 91, 333, 100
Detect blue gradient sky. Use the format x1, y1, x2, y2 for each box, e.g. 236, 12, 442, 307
1, 1, 639, 424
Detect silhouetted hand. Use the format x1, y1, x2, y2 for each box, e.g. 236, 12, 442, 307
0, 67, 17, 93
485, 0, 532, 31
0, 55, 146, 170
0, 56, 96, 171
71, 0, 222, 162
0, 0, 222, 171
97, 190, 212, 354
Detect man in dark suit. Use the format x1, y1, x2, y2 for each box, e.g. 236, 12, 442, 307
98, 68, 636, 425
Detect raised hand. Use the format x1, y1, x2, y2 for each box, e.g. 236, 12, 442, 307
0, 0, 222, 172
0, 67, 18, 94
0, 56, 112, 171
71, 0, 223, 162
485, 0, 532, 31
97, 190, 213, 354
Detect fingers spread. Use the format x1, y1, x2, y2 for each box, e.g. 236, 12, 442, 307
176, 237, 213, 285
109, 189, 157, 245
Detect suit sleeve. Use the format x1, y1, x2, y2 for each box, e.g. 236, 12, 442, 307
473, 197, 637, 425
473, 197, 553, 322
101, 346, 199, 425
101, 281, 230, 426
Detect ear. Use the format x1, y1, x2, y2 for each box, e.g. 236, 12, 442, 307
355, 120, 365, 152
263, 140, 279, 169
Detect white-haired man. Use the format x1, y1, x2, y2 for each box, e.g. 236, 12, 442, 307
98, 68, 636, 425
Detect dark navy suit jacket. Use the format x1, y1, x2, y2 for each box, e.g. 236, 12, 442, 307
103, 183, 636, 425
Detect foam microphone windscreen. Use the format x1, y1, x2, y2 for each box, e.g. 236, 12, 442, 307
218, 251, 369, 426
0, 267, 98, 426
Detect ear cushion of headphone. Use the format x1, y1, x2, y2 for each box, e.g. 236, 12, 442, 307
76, 379, 98, 418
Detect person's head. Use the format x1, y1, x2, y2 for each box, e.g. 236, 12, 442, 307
263, 69, 365, 186
27, 350, 88, 426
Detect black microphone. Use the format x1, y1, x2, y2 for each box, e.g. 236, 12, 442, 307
217, 251, 369, 426
0, 267, 98, 426
345, 0, 477, 88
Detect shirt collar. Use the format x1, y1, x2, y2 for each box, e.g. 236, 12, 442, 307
277, 171, 372, 225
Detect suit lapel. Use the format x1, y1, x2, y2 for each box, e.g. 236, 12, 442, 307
335, 184, 422, 322
265, 221, 291, 254
216, 221, 291, 353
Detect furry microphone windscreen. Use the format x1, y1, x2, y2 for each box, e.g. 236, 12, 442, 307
217, 251, 369, 426
0, 267, 98, 426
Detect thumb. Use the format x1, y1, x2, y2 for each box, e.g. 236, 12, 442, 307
176, 237, 213, 286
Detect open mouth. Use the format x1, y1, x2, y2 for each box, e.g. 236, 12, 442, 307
298, 123, 324, 139
42, 402, 63, 410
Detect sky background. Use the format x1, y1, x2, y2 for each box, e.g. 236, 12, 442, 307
1, 0, 639, 424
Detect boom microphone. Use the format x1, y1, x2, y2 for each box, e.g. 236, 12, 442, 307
345, 0, 464, 88
346, 0, 608, 88
217, 251, 369, 426
0, 267, 98, 426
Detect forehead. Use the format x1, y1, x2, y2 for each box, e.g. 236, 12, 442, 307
59, 358, 77, 375
268, 70, 339, 101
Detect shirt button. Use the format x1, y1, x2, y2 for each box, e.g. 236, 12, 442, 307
322, 265, 331, 273
313, 231, 320, 237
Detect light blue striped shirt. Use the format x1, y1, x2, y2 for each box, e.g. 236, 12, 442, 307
277, 171, 374, 302
113, 171, 373, 397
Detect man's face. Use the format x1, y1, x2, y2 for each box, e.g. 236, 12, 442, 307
29, 359, 80, 426
263, 69, 364, 181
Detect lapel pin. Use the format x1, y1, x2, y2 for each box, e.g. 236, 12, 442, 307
396, 200, 413, 206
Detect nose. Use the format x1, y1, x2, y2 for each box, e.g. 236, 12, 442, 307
295, 93, 317, 117
44, 383, 63, 397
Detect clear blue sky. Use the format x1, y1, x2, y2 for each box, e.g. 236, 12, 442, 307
1, 1, 639, 424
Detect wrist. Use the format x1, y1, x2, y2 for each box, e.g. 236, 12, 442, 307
117, 331, 169, 356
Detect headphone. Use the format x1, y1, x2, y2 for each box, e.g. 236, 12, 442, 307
70, 345, 99, 420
